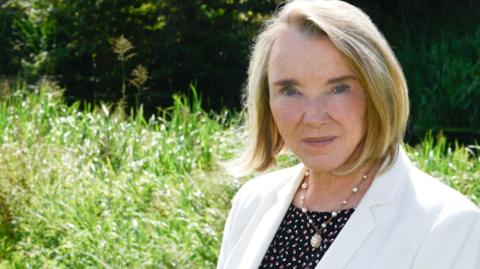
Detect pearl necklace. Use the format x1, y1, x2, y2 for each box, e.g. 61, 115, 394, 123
300, 169, 369, 248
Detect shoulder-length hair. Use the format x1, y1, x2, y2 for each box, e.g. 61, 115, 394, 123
228, 0, 409, 176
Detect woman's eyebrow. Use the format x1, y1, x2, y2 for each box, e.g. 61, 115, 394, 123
325, 75, 357, 85
272, 79, 303, 87
272, 75, 356, 87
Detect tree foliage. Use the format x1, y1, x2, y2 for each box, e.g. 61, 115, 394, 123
1, 0, 479, 142
2, 0, 283, 108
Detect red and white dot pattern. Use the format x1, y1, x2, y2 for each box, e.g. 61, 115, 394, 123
259, 204, 354, 269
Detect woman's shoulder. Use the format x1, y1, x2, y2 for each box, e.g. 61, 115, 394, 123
406, 168, 480, 268
407, 166, 479, 218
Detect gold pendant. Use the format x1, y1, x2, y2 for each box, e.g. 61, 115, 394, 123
310, 233, 322, 248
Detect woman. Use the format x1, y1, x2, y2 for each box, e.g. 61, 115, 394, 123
217, 1, 480, 269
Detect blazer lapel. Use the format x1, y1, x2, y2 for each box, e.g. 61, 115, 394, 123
316, 147, 413, 268
239, 166, 306, 269
315, 198, 376, 268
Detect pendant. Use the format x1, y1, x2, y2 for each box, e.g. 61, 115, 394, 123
310, 232, 322, 248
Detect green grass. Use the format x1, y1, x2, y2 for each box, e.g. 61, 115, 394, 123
0, 80, 478, 268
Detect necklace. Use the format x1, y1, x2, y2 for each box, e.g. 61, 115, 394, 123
300, 169, 369, 248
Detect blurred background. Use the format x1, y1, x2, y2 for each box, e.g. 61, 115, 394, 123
1, 0, 479, 143
0, 1, 479, 267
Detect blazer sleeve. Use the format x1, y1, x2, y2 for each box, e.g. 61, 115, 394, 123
216, 180, 262, 269
412, 208, 480, 269
216, 190, 241, 269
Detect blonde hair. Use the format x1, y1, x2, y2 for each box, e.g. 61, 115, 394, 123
228, 0, 409, 176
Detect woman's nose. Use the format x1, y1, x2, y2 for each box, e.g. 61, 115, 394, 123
301, 97, 330, 127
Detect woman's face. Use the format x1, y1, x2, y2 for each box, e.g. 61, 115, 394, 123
268, 26, 367, 173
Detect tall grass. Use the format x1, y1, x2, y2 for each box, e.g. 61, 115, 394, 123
0, 80, 239, 268
0, 80, 478, 268
405, 133, 480, 204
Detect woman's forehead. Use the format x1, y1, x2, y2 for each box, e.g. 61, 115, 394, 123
268, 26, 354, 84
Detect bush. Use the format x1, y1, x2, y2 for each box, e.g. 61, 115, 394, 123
4, 0, 283, 108
0, 3, 23, 74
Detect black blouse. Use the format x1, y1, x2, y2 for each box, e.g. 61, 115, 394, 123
259, 204, 354, 269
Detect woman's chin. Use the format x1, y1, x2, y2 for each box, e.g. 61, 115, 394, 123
301, 158, 345, 173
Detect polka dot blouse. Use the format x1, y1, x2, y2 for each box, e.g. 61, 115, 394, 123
259, 204, 354, 269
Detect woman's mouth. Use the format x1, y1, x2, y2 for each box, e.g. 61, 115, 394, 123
302, 136, 337, 147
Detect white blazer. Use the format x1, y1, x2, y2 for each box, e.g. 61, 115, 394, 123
217, 147, 480, 269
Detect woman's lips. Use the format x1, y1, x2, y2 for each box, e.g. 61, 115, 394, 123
302, 136, 337, 146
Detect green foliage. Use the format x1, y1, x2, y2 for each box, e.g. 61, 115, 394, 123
405, 133, 480, 204
0, 2, 24, 74
0, 81, 478, 267
355, 0, 480, 142
2, 0, 283, 109
0, 80, 240, 267
2, 0, 479, 144
391, 26, 480, 142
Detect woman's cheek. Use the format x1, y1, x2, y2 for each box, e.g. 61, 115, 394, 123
271, 99, 300, 125
271, 96, 292, 111
329, 95, 364, 120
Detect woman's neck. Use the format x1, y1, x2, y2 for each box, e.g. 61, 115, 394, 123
293, 160, 382, 212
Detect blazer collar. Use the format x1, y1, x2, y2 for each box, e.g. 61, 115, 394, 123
316, 146, 414, 268
237, 164, 306, 269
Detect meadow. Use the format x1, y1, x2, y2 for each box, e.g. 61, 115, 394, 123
0, 80, 478, 268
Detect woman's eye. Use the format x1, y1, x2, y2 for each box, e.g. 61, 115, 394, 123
281, 87, 299, 97
333, 85, 350, 95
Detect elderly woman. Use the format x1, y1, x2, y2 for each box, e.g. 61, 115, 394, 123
216, 0, 480, 268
